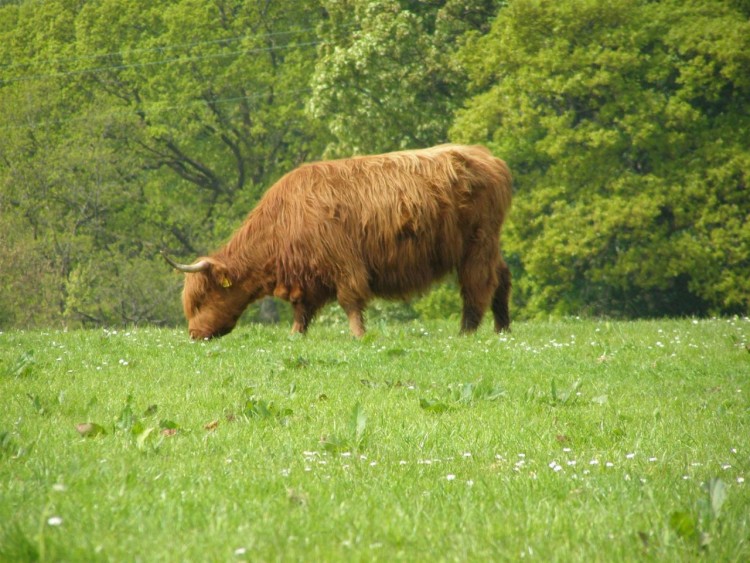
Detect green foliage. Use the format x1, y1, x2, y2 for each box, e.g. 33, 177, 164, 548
0, 431, 21, 459
670, 477, 731, 550
321, 402, 368, 452
453, 0, 750, 318
412, 280, 461, 320
2, 350, 35, 379
62, 255, 181, 326
1, 0, 748, 329
310, 0, 498, 155
242, 385, 294, 424
420, 376, 505, 413
0, 0, 327, 329
0, 525, 39, 563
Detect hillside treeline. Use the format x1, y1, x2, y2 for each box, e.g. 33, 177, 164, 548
1, 0, 748, 328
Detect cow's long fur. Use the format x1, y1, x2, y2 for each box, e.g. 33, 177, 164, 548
176, 144, 512, 339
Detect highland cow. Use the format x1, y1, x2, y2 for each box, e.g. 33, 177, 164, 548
163, 144, 512, 339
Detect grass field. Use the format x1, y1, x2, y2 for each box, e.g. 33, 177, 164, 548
1, 317, 749, 561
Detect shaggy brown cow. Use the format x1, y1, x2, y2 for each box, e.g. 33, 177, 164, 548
163, 144, 512, 339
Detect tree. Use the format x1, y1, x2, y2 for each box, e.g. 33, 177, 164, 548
71, 0, 329, 246
0, 0, 328, 328
453, 0, 750, 317
310, 0, 500, 155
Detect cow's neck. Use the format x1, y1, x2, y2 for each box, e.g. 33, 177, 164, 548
217, 213, 277, 297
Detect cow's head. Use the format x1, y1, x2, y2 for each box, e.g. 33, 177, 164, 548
162, 252, 249, 340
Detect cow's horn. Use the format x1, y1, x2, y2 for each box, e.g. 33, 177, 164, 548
161, 251, 211, 273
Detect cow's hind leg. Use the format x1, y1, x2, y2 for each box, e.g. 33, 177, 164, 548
491, 259, 511, 332
459, 238, 499, 334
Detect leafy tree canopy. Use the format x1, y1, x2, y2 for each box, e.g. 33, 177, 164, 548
310, 0, 500, 155
0, 0, 747, 329
0, 0, 327, 326
453, 0, 750, 317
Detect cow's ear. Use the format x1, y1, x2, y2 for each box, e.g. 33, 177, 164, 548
209, 261, 233, 289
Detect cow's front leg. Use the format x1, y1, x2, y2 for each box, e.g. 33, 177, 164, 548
291, 304, 307, 334
287, 284, 308, 334
290, 286, 329, 334
292, 301, 323, 334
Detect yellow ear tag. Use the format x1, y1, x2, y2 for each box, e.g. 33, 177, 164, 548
221, 277, 232, 288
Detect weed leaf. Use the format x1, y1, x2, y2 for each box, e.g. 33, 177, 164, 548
75, 423, 107, 438
244, 399, 271, 418
3, 351, 35, 378
669, 510, 697, 540
26, 394, 47, 415
321, 434, 344, 452
420, 398, 452, 413
159, 419, 179, 431
135, 427, 155, 450
321, 404, 368, 452
1, 431, 21, 457
352, 403, 367, 445
131, 420, 146, 438
453, 378, 505, 403
548, 379, 582, 405
243, 398, 293, 422
116, 397, 135, 432
706, 478, 727, 521
283, 356, 309, 369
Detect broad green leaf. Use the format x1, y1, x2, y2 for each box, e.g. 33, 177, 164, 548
669, 511, 697, 541
3, 351, 35, 378
159, 420, 179, 430
706, 478, 727, 521
135, 427, 155, 450
419, 398, 452, 413
75, 423, 107, 439
352, 403, 367, 445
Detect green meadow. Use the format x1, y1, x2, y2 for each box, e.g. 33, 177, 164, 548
1, 318, 749, 561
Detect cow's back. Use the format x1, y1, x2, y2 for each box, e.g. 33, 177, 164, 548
260, 145, 511, 298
